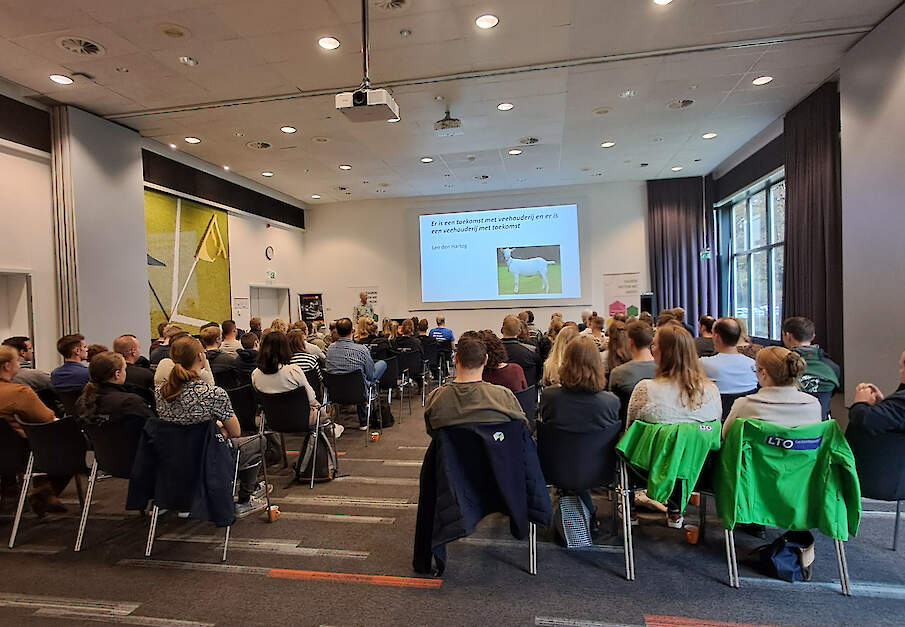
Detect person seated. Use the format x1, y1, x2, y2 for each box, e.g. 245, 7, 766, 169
639, 311, 655, 327
608, 322, 657, 421
585, 316, 607, 352
200, 326, 240, 389
149, 322, 167, 357
75, 351, 155, 425
542, 326, 580, 387
429, 316, 455, 343
423, 336, 528, 436
782, 316, 840, 394
577, 309, 593, 333
149, 324, 183, 367
701, 317, 758, 394
218, 320, 242, 356
539, 337, 620, 519
354, 316, 375, 343
736, 318, 763, 360
601, 321, 632, 379
154, 332, 216, 388
249, 317, 263, 339
695, 316, 716, 357
269, 318, 289, 335
288, 329, 322, 390
722, 347, 821, 437
155, 336, 268, 518
656, 310, 676, 328
500, 315, 541, 385
252, 331, 319, 401
308, 323, 328, 352
545, 317, 564, 345
395, 319, 425, 390
113, 334, 155, 395
235, 333, 259, 384
87, 344, 108, 362
324, 318, 387, 430
2, 336, 52, 394
0, 345, 67, 515
480, 330, 527, 392
370, 320, 398, 361
50, 333, 89, 391
294, 321, 326, 362
848, 348, 905, 435
669, 307, 694, 336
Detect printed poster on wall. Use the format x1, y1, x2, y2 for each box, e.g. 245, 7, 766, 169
299, 294, 325, 328
603, 272, 641, 320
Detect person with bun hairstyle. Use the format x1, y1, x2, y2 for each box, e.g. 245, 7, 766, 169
722, 346, 821, 437
75, 351, 154, 425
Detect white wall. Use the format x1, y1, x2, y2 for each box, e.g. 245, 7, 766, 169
301, 181, 648, 337
841, 4, 905, 401
67, 107, 150, 352
0, 142, 57, 369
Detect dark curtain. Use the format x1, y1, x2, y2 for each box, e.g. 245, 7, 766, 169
647, 176, 719, 333
783, 82, 843, 365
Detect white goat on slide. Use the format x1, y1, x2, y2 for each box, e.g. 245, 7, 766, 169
502, 247, 556, 293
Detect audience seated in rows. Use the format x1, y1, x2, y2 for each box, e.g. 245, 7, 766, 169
639, 311, 655, 327
480, 330, 527, 393
354, 317, 374, 343
608, 321, 657, 420
701, 318, 758, 394
87, 344, 109, 362
155, 336, 267, 518
601, 321, 631, 379
325, 318, 387, 430
542, 325, 579, 387
2, 336, 52, 393
252, 332, 319, 404
149, 322, 167, 357
219, 320, 242, 356
154, 332, 215, 388
500, 315, 541, 385
235, 333, 259, 383
736, 319, 762, 361
519, 310, 552, 363
113, 334, 154, 394
722, 346, 821, 437
429, 316, 455, 343
848, 349, 905, 435
269, 318, 289, 335
695, 316, 716, 357
75, 351, 154, 426
585, 315, 607, 352
292, 321, 325, 361
782, 316, 840, 399
423, 336, 527, 436
201, 326, 241, 389
249, 317, 263, 339
577, 308, 593, 332
149, 324, 183, 367
51, 333, 90, 391
395, 319, 425, 391
288, 329, 322, 390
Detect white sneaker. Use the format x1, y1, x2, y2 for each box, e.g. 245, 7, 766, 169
252, 483, 273, 500
235, 496, 268, 518
666, 512, 685, 529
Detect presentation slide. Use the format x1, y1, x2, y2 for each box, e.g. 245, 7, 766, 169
419, 204, 581, 303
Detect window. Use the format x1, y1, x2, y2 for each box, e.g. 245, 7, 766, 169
728, 176, 785, 340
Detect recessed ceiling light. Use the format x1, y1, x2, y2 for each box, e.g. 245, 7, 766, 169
702, 132, 718, 139
280, 125, 297, 134
234, 131, 245, 137
338, 164, 352, 170
752, 76, 774, 86
497, 102, 514, 111
178, 56, 199, 67
508, 149, 523, 155
475, 14, 499, 29
261, 171, 274, 177
653, 0, 673, 5
399, 29, 412, 37
619, 89, 637, 99
601, 141, 616, 148
311, 194, 321, 199
168, 143, 177, 149
223, 165, 229, 171
49, 74, 74, 85
671, 166, 684, 172
318, 36, 340, 50
184, 136, 201, 144
420, 157, 434, 163
387, 116, 400, 123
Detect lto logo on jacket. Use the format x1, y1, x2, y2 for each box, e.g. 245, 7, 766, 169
493, 432, 505, 442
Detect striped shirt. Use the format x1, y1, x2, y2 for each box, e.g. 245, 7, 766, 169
290, 351, 321, 380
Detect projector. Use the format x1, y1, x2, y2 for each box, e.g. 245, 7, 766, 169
434, 111, 463, 137
335, 88, 399, 122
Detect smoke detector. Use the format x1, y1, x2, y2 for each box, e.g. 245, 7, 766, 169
373, 0, 409, 12
56, 36, 106, 57
245, 141, 272, 150
519, 136, 541, 145
667, 98, 695, 110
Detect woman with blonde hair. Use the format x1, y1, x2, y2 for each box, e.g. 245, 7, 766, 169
269, 318, 288, 334
602, 321, 632, 377
736, 318, 763, 360
586, 315, 607, 352
353, 317, 372, 343
546, 317, 564, 343
722, 346, 820, 437
542, 325, 580, 386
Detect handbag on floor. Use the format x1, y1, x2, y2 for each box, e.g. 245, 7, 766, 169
752, 530, 815, 582
552, 493, 593, 548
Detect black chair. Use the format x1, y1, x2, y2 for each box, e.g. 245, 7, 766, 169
419, 335, 440, 388
720, 389, 757, 421
378, 356, 402, 411
260, 388, 327, 489
9, 418, 89, 549
226, 385, 259, 435
847, 426, 905, 550
304, 368, 325, 405
513, 386, 537, 431
0, 420, 29, 495
435, 339, 453, 383
35, 388, 64, 417
535, 419, 633, 580
395, 349, 423, 417
76, 416, 146, 551
323, 370, 378, 446
56, 388, 83, 416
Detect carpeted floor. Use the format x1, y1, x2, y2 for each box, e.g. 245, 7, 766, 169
1, 386, 904, 626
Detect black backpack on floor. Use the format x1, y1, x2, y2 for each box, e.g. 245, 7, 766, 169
297, 423, 338, 482
369, 400, 395, 429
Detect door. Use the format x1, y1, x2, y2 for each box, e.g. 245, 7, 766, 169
249, 286, 291, 327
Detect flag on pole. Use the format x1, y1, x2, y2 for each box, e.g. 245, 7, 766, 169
196, 214, 227, 262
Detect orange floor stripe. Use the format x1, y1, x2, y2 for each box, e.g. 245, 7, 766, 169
645, 616, 774, 627
267, 568, 441, 588
337, 451, 346, 456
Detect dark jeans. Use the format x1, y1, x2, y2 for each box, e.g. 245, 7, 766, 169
232, 436, 263, 503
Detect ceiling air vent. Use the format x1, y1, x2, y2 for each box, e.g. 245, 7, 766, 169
56, 37, 106, 57
667, 98, 695, 110
519, 136, 541, 145
246, 141, 272, 151
373, 0, 409, 12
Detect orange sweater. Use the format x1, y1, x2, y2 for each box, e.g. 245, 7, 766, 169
0, 379, 56, 437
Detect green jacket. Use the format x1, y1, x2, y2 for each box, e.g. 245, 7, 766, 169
793, 345, 840, 394
716, 419, 861, 540
616, 420, 720, 512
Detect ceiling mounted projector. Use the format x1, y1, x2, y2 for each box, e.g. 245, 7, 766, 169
336, 88, 399, 122
434, 110, 463, 136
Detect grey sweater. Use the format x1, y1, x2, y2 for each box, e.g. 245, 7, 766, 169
424, 380, 528, 436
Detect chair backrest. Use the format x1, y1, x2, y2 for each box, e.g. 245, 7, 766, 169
420, 336, 439, 365
304, 368, 324, 404
57, 388, 83, 416
846, 426, 905, 501
379, 356, 399, 389
35, 388, 64, 417
435, 339, 453, 355
513, 385, 537, 423
226, 385, 258, 434
260, 387, 313, 434
84, 417, 145, 478
536, 419, 622, 491
720, 388, 757, 420
21, 417, 88, 476
395, 349, 423, 377
213, 368, 241, 390
323, 370, 367, 405
0, 419, 29, 475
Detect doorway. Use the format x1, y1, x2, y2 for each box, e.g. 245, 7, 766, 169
249, 286, 291, 327
0, 271, 35, 363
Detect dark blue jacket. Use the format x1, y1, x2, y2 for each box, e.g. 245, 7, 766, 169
849, 384, 905, 435
413, 421, 552, 575
126, 419, 236, 526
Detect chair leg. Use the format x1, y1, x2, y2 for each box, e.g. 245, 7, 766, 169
725, 529, 739, 588
224, 446, 241, 563
9, 452, 34, 549
365, 391, 373, 447
222, 525, 230, 563
74, 459, 98, 552
261, 437, 273, 522
310, 413, 320, 490
834, 539, 852, 596
619, 460, 635, 581
73, 473, 86, 508
894, 500, 901, 551
279, 433, 288, 469
529, 522, 537, 575
145, 505, 159, 557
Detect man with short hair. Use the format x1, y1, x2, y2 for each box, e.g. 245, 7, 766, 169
50, 333, 89, 390
578, 308, 593, 332
249, 317, 263, 339
423, 336, 528, 436
782, 316, 840, 417
219, 320, 242, 356
149, 324, 183, 367
2, 336, 52, 393
608, 322, 657, 420
352, 291, 375, 323
701, 318, 758, 393
849, 350, 905, 434
325, 318, 388, 430
235, 332, 260, 383
112, 334, 154, 393
500, 314, 541, 385
695, 315, 716, 357
429, 316, 455, 343
672, 307, 695, 336
200, 326, 240, 389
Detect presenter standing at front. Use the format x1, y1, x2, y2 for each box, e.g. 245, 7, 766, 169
352, 291, 375, 322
